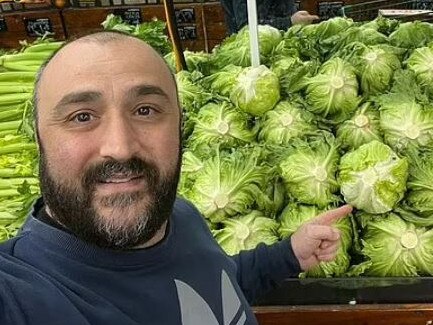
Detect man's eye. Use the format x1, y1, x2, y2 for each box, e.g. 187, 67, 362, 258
72, 113, 92, 123
136, 106, 153, 116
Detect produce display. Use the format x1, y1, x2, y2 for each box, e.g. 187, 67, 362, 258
0, 38, 62, 241
172, 17, 433, 277
2, 15, 433, 278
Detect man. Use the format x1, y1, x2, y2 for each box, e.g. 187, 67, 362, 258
0, 31, 351, 324
221, 0, 319, 34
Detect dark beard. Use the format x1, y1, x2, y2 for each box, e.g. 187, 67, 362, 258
39, 152, 181, 250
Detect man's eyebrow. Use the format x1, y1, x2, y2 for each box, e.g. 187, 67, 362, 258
128, 84, 170, 100
53, 91, 101, 115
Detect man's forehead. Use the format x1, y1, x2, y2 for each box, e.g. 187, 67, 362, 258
36, 34, 177, 103
44, 36, 167, 76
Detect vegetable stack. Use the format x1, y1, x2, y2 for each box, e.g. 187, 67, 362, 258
3, 16, 433, 278
171, 17, 433, 277
0, 38, 63, 240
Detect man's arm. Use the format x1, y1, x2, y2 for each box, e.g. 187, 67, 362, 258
230, 238, 301, 303
231, 205, 352, 303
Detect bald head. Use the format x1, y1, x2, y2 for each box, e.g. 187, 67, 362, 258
35, 31, 182, 249
33, 31, 177, 121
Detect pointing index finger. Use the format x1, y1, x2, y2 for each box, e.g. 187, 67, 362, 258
312, 205, 353, 226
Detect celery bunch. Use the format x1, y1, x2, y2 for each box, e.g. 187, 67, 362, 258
0, 38, 63, 241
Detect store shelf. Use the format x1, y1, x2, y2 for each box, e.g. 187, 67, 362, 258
252, 278, 433, 324
304, 0, 433, 20
255, 277, 433, 305
254, 304, 433, 325
0, 9, 65, 48
3, 0, 412, 51
0, 2, 226, 51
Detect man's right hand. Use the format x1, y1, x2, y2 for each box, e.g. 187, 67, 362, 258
290, 205, 353, 271
291, 11, 319, 25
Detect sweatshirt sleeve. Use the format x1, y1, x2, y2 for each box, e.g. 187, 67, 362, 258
230, 238, 301, 303
257, 0, 295, 31
258, 17, 292, 31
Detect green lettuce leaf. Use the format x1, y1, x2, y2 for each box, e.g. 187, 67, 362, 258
305, 58, 360, 121
338, 141, 408, 214
258, 100, 318, 145
187, 148, 274, 222
230, 65, 280, 117
188, 101, 257, 151
279, 133, 340, 207
336, 102, 383, 150
215, 210, 279, 255
361, 212, 433, 276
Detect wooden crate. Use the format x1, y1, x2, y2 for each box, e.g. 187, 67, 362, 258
0, 9, 65, 49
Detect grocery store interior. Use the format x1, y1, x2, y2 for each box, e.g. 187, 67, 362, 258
2, 0, 433, 324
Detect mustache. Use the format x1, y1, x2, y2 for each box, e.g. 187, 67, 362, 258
82, 157, 160, 189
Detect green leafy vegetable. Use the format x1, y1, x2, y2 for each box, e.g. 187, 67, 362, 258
258, 100, 318, 145
305, 58, 360, 121
102, 14, 171, 55
338, 141, 408, 214
361, 16, 399, 36
188, 148, 274, 222
271, 57, 318, 95
176, 70, 211, 111
361, 212, 433, 276
188, 101, 256, 151
211, 25, 282, 69
165, 50, 211, 74
201, 65, 242, 98
399, 150, 433, 226
353, 45, 401, 96
215, 210, 279, 255
279, 133, 340, 207
178, 150, 205, 198
336, 102, 382, 150
406, 46, 433, 97
230, 65, 280, 117
389, 21, 433, 50
378, 87, 433, 154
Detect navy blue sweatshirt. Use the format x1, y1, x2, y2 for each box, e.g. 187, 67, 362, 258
0, 197, 300, 325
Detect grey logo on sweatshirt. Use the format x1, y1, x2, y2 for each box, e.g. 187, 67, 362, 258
175, 270, 247, 325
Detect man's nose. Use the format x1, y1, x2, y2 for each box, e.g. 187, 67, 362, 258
98, 116, 141, 161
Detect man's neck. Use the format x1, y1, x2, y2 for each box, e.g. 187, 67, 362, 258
135, 220, 168, 249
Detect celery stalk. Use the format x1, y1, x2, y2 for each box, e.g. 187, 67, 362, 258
0, 120, 22, 132
0, 108, 24, 122
0, 142, 36, 155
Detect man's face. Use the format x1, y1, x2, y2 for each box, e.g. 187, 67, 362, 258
36, 38, 181, 249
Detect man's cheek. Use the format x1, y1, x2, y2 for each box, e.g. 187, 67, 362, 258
46, 157, 74, 181
46, 144, 86, 178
